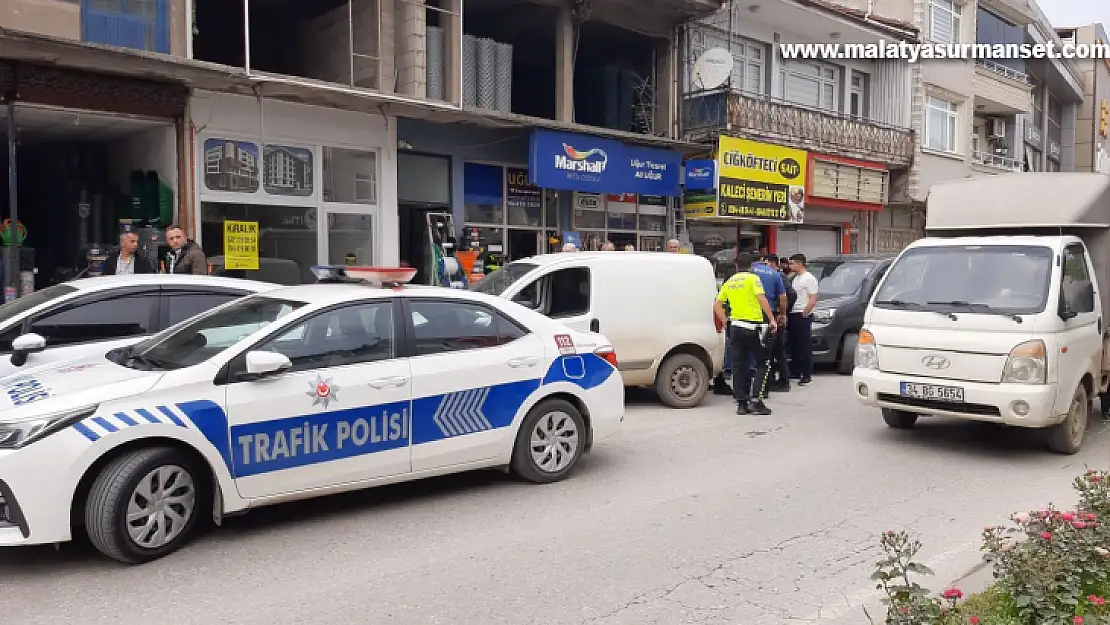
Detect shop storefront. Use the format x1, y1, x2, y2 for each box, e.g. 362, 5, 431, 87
191, 92, 396, 283
799, 153, 889, 257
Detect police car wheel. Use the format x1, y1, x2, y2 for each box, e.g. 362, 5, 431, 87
655, 353, 709, 409
85, 447, 206, 564
511, 399, 586, 484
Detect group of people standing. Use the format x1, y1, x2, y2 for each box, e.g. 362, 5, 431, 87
712, 252, 819, 416
100, 225, 209, 276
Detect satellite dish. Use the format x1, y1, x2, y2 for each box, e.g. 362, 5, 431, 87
691, 48, 734, 90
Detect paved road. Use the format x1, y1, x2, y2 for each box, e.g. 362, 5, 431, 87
3, 373, 1108, 624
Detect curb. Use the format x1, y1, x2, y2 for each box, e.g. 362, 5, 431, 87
949, 560, 995, 595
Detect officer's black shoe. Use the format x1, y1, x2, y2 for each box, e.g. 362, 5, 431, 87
713, 375, 733, 395
770, 382, 790, 392
749, 400, 772, 416
736, 402, 751, 415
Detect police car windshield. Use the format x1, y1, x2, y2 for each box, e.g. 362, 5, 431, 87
470, 262, 538, 295
0, 284, 76, 327
122, 295, 305, 370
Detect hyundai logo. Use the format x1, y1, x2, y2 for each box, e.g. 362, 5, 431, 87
921, 355, 951, 370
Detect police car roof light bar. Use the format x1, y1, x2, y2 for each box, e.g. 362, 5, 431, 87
311, 265, 418, 287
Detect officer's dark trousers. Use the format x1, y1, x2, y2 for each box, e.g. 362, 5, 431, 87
769, 326, 790, 386
728, 324, 771, 403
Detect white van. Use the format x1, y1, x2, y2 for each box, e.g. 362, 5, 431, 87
472, 252, 725, 407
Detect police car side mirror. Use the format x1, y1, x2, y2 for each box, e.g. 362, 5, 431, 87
238, 351, 292, 381
10, 333, 46, 367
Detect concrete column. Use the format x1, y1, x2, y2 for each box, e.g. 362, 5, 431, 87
380, 118, 401, 265
380, 0, 396, 91
394, 0, 427, 98
555, 5, 574, 122
655, 36, 675, 139
443, 0, 461, 105
1039, 82, 1050, 170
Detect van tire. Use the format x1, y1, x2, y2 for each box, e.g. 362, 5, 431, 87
838, 333, 859, 375
1047, 384, 1088, 455
882, 408, 918, 429
655, 353, 710, 409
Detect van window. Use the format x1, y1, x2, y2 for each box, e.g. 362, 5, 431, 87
546, 268, 591, 318
470, 262, 538, 295
1062, 244, 1095, 314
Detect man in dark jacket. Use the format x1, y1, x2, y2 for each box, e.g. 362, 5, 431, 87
165, 225, 208, 275
102, 231, 155, 275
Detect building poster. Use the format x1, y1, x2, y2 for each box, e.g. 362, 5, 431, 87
716, 136, 807, 223
223, 220, 260, 270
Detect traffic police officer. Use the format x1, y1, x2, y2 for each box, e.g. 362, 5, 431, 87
714, 253, 778, 415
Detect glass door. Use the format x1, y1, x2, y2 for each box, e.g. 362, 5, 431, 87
317, 206, 374, 267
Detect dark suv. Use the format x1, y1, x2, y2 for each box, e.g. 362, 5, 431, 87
805, 254, 896, 374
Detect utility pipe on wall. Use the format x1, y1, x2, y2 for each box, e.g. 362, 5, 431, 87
243, 0, 251, 75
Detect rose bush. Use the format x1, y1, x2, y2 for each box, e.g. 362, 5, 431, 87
869, 469, 1110, 625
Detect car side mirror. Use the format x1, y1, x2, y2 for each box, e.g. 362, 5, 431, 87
10, 333, 47, 367
237, 350, 292, 381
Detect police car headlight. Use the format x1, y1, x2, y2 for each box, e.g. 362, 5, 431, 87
0, 405, 99, 449
812, 309, 834, 324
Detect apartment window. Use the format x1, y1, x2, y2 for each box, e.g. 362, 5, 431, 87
929, 0, 961, 45
687, 29, 767, 95
1048, 94, 1063, 147
925, 95, 959, 153
850, 71, 869, 118
782, 60, 839, 111
1047, 159, 1061, 172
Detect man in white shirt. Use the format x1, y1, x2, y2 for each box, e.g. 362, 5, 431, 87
102, 232, 154, 275
787, 253, 819, 386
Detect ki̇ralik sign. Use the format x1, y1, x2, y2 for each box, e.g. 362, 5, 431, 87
714, 136, 807, 224
529, 129, 681, 196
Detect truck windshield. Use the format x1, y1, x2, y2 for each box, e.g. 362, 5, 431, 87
874, 245, 1054, 315
470, 262, 538, 295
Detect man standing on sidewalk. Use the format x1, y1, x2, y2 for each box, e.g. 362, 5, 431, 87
165, 225, 208, 275
757, 253, 792, 392
101, 231, 155, 275
787, 253, 819, 386
714, 253, 778, 416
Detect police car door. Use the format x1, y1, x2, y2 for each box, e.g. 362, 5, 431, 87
405, 297, 546, 472
223, 299, 411, 499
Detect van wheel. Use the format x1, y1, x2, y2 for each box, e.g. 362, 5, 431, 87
655, 353, 709, 409
882, 408, 918, 429
85, 447, 205, 564
511, 399, 587, 484
1047, 384, 1088, 455
838, 333, 859, 375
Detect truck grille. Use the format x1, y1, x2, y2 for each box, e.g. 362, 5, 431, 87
876, 393, 1002, 417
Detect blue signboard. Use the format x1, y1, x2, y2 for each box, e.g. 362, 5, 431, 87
528, 130, 681, 196
684, 159, 716, 190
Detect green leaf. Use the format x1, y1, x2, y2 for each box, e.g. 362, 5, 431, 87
1013, 594, 1032, 607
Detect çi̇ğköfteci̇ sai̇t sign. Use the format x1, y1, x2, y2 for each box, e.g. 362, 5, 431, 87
716, 136, 807, 224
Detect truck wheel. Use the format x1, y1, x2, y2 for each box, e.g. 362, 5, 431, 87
1047, 384, 1088, 455
655, 353, 709, 409
882, 408, 918, 429
838, 333, 859, 375
85, 447, 205, 564
511, 399, 587, 484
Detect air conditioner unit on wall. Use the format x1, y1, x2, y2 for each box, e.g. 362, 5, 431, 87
988, 118, 1006, 140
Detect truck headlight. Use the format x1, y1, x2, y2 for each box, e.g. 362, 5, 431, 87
0, 405, 99, 449
812, 309, 834, 324
856, 329, 878, 369
1001, 340, 1047, 384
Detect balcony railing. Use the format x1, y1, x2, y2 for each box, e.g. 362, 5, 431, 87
682, 89, 915, 167
974, 59, 1030, 84
971, 150, 1025, 172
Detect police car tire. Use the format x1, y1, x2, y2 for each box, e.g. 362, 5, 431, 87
655, 353, 709, 409
510, 399, 587, 484
85, 447, 206, 564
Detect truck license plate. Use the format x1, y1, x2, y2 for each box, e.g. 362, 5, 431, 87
900, 382, 965, 402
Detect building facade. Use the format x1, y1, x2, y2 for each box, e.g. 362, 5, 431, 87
1, 0, 724, 289
1058, 24, 1110, 175
682, 0, 917, 261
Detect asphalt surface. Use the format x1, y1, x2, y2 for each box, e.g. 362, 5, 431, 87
3, 372, 1108, 624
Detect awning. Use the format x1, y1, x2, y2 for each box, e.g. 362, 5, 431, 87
0, 28, 705, 155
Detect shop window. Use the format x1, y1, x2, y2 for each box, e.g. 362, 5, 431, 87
327, 213, 374, 266
506, 167, 543, 227
544, 189, 558, 231
464, 163, 505, 224
200, 202, 320, 285
324, 148, 377, 205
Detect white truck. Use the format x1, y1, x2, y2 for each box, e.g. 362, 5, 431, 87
853, 173, 1110, 454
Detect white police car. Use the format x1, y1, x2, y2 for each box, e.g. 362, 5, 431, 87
0, 268, 623, 563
